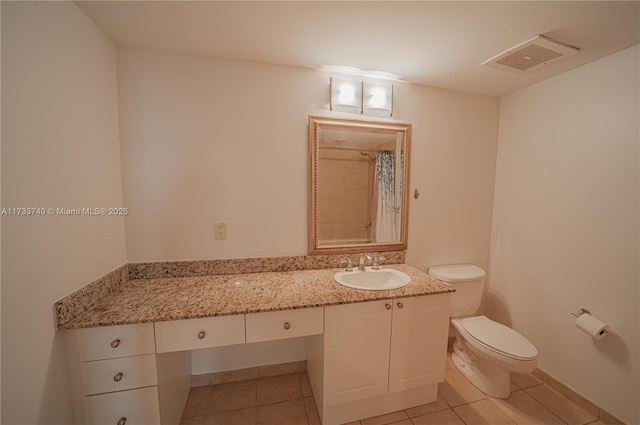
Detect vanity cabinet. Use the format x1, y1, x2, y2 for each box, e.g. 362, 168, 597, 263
307, 293, 451, 425
62, 277, 447, 425
66, 307, 326, 424
67, 323, 163, 425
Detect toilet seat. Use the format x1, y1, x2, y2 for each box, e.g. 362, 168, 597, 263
460, 316, 538, 361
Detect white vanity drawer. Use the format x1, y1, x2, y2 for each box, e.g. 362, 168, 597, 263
84, 386, 160, 425
154, 315, 245, 353
246, 307, 324, 343
81, 354, 158, 396
76, 323, 155, 362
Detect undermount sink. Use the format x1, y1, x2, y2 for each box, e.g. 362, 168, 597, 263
334, 267, 411, 291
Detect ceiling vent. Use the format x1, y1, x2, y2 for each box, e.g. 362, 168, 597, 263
482, 35, 580, 73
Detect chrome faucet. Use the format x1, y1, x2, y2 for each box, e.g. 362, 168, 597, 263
358, 254, 372, 271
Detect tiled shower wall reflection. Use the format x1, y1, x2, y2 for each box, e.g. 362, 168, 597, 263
317, 149, 374, 243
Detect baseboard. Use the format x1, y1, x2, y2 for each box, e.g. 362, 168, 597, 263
532, 369, 626, 425
191, 360, 307, 387
447, 341, 626, 424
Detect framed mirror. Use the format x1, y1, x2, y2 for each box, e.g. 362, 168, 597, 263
308, 116, 411, 255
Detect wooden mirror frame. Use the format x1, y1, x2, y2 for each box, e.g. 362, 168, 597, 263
308, 116, 411, 255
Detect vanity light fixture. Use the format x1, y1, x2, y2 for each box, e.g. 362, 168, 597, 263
329, 77, 394, 117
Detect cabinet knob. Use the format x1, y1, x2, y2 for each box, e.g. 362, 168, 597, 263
385, 303, 392, 310
197, 331, 206, 339
110, 339, 121, 349
283, 322, 291, 330
397, 302, 404, 309
117, 418, 127, 425
113, 372, 124, 382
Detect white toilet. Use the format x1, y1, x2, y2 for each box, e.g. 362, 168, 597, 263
428, 264, 538, 398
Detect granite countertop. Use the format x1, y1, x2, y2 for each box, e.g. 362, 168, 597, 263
58, 264, 453, 330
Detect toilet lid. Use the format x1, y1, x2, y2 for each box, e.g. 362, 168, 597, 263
461, 316, 538, 360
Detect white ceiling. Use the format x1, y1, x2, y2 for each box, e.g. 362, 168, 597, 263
77, 1, 640, 96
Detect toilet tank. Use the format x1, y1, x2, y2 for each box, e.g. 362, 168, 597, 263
428, 264, 486, 318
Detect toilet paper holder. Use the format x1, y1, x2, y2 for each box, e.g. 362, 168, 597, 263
571, 307, 591, 318
571, 307, 609, 336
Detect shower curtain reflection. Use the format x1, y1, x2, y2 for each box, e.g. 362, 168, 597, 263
372, 150, 400, 242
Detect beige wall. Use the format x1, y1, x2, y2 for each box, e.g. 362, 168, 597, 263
400, 84, 499, 270
1, 2, 127, 423
489, 45, 639, 424
117, 47, 315, 261
117, 45, 500, 270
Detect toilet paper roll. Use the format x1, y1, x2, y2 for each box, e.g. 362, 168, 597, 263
575, 313, 609, 340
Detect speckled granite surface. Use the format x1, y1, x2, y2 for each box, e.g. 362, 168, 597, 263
128, 251, 405, 279
54, 264, 128, 328
57, 264, 453, 330
55, 253, 404, 329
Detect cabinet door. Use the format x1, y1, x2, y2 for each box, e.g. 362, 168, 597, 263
324, 300, 392, 405
388, 294, 451, 393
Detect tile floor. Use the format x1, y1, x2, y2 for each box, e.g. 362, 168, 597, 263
180, 355, 606, 425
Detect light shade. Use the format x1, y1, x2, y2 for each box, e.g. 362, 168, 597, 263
363, 82, 393, 115
330, 77, 362, 111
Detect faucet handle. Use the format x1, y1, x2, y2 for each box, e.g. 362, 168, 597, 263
340, 258, 354, 271
372, 256, 386, 270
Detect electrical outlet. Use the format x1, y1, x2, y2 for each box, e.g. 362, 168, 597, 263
215, 221, 227, 240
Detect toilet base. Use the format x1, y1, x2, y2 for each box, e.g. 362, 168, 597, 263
451, 340, 511, 398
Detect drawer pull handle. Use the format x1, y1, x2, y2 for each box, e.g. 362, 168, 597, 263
117, 418, 127, 425
385, 303, 392, 310
397, 302, 404, 309
113, 372, 123, 382
197, 331, 206, 339
283, 322, 291, 330
110, 339, 121, 349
